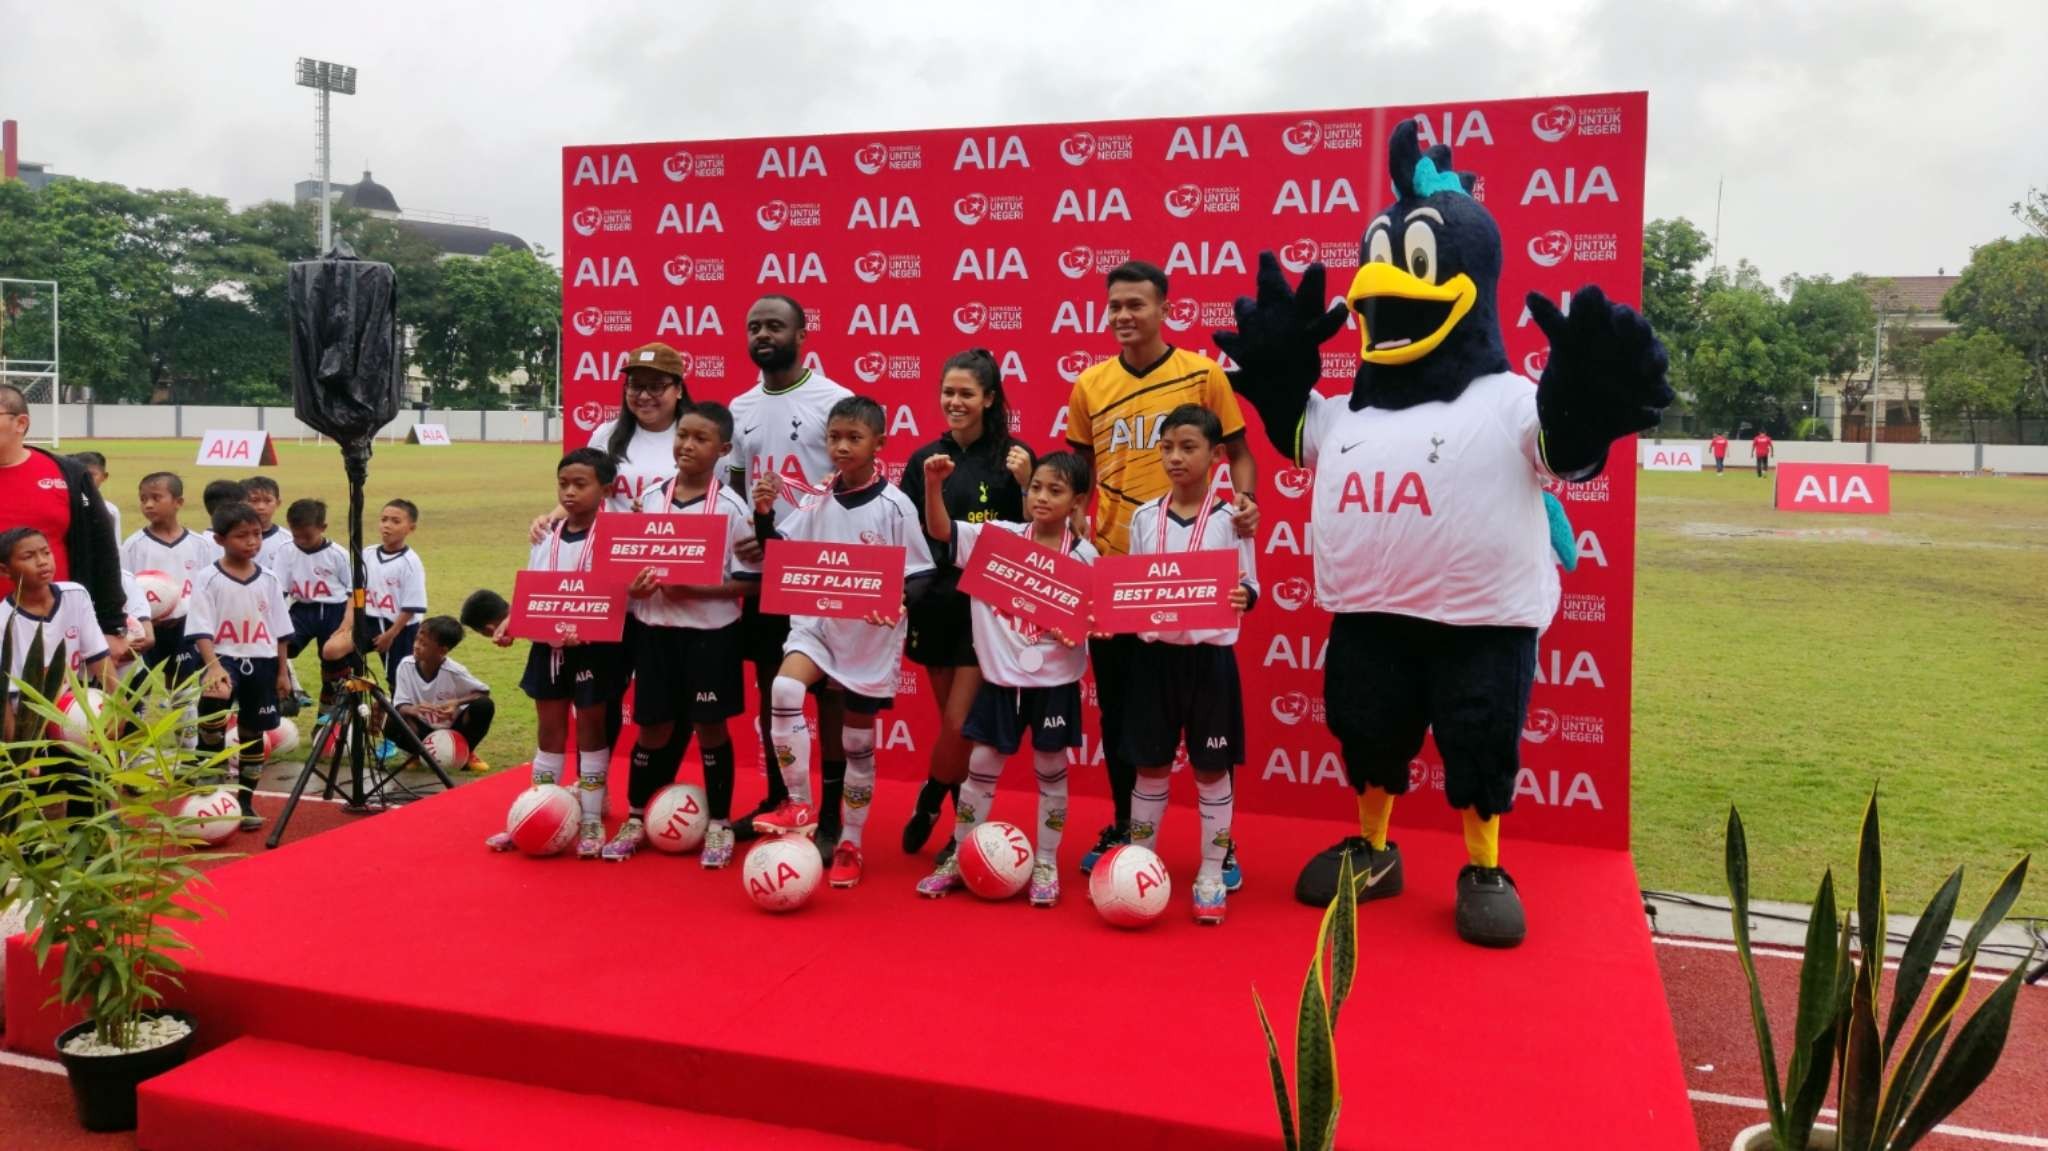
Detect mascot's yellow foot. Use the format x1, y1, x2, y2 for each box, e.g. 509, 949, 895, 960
1455, 865, 1525, 948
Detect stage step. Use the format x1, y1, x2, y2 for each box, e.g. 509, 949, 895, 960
136, 1036, 910, 1151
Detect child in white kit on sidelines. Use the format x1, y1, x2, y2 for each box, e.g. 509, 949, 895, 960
188, 502, 295, 832
914, 450, 1097, 907
1120, 404, 1258, 926
748, 395, 935, 889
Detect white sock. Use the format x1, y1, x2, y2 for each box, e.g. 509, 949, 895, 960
1129, 777, 1170, 848
839, 723, 876, 847
769, 676, 812, 806
955, 743, 1005, 848
1196, 773, 1234, 883
531, 749, 564, 787
1033, 750, 1069, 864
577, 749, 607, 823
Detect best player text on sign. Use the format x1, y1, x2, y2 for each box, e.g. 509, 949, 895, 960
953, 526, 1092, 641
1090, 550, 1240, 634
759, 540, 906, 620
588, 514, 726, 586
506, 569, 627, 643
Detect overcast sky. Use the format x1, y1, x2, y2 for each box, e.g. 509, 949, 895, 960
4, 0, 2043, 281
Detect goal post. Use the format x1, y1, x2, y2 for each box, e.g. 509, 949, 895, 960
0, 277, 60, 446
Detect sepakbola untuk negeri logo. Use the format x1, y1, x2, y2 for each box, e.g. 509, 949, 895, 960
1055, 350, 1107, 384
953, 192, 1026, 226
1526, 229, 1618, 267
1531, 102, 1624, 143
661, 150, 727, 181
852, 141, 923, 175
952, 302, 1023, 335
1277, 237, 1361, 274
662, 255, 726, 286
1163, 182, 1241, 219
852, 250, 921, 284
1059, 130, 1133, 166
1280, 117, 1364, 156
755, 199, 822, 231
570, 206, 633, 237
1056, 243, 1130, 279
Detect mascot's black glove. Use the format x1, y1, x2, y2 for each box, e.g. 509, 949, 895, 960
1214, 252, 1349, 462
1527, 284, 1674, 481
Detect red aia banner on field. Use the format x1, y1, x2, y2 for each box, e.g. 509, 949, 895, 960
561, 92, 1647, 849
1775, 462, 1891, 515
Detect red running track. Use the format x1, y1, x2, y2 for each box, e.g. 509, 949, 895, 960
6, 768, 1693, 1149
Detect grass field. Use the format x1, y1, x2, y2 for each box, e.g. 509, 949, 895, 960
61, 441, 2048, 913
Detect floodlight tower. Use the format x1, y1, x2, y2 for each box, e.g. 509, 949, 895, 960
295, 57, 358, 255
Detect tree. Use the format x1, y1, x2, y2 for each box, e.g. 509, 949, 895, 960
2014, 187, 2047, 238
1641, 217, 1712, 354
1783, 275, 1876, 418
1945, 235, 2048, 439
1685, 271, 1815, 434
412, 246, 560, 409
1922, 330, 2027, 440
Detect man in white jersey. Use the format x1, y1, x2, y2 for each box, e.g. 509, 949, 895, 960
723, 294, 854, 844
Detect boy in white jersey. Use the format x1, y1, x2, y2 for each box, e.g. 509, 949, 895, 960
362, 498, 427, 688
604, 402, 758, 867
392, 615, 493, 765
281, 498, 353, 712
189, 503, 295, 832
198, 479, 246, 546
72, 452, 120, 544
750, 395, 935, 889
241, 475, 294, 574
1120, 405, 1258, 925
114, 569, 153, 683
485, 450, 621, 858
1, 527, 112, 689
914, 451, 1098, 907
123, 471, 221, 681
725, 294, 857, 846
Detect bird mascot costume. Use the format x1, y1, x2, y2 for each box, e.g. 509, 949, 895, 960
1216, 120, 1672, 947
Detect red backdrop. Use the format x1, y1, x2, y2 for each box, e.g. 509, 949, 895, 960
561, 91, 1647, 849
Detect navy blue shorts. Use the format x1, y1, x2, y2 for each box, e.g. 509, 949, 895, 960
202, 655, 282, 736
1119, 641, 1244, 772
632, 620, 744, 726
519, 641, 616, 709
962, 680, 1084, 756
287, 602, 348, 660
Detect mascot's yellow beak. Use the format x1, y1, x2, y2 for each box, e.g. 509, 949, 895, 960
1347, 263, 1477, 366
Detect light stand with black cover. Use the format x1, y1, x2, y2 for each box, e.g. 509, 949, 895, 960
266, 245, 453, 848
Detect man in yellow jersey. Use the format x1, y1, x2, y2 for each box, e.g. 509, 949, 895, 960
1066, 260, 1257, 888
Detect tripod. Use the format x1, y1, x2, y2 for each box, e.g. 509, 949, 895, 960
265, 448, 454, 848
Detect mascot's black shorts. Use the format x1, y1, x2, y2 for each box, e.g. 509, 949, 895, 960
1323, 612, 1536, 819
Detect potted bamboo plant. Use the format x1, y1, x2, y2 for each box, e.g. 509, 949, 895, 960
0, 630, 233, 1132
1725, 790, 2031, 1151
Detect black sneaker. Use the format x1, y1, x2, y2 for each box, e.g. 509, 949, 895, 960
1455, 865, 1526, 948
731, 797, 779, 843
933, 837, 957, 868
815, 819, 843, 866
1077, 824, 1127, 876
901, 805, 939, 854
1293, 837, 1404, 908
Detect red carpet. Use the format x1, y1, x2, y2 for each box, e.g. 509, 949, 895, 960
6, 771, 1694, 1149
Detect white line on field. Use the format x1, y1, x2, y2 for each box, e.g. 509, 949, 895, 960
1688, 1090, 2048, 1147
0, 1050, 65, 1075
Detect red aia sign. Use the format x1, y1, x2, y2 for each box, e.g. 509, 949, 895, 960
1774, 462, 1890, 515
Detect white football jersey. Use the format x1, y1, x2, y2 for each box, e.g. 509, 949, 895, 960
587, 417, 681, 513
952, 521, 1096, 688
392, 655, 490, 723
120, 528, 220, 622
526, 523, 594, 574
1301, 372, 1558, 628
775, 482, 934, 699
724, 371, 853, 523
281, 540, 352, 605
1, 582, 111, 680
120, 571, 149, 641
629, 482, 760, 631
187, 564, 293, 660
361, 546, 428, 623
256, 525, 292, 573
1126, 495, 1259, 647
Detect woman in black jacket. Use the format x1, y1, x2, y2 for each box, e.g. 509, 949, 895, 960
896, 350, 1032, 857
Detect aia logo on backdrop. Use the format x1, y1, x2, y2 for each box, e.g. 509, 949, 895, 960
1270, 690, 1322, 727
1273, 467, 1312, 500
1531, 102, 1624, 143
1057, 244, 1130, 280
952, 302, 1023, 335
1059, 130, 1132, 166
953, 192, 1025, 226
852, 141, 923, 174
1164, 182, 1241, 219
662, 255, 725, 285
756, 199, 822, 231
1270, 577, 1312, 612
570, 206, 632, 236
853, 251, 921, 283
661, 150, 726, 180
1280, 117, 1364, 155
1056, 351, 1106, 384
1278, 237, 1361, 274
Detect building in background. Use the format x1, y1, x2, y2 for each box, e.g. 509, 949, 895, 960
293, 170, 531, 259
1830, 275, 1957, 442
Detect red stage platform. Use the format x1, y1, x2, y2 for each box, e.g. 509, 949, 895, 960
6, 772, 1695, 1149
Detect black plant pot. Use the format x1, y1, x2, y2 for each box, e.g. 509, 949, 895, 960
54, 1010, 198, 1132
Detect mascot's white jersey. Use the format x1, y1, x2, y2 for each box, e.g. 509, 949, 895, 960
1301, 372, 1558, 628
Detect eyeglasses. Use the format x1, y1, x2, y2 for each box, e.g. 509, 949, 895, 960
624, 379, 678, 396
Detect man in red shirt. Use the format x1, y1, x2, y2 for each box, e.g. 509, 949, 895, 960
1710, 433, 1728, 474
0, 385, 128, 661
1752, 431, 1773, 476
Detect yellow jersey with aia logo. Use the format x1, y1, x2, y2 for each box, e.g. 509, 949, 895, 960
1064, 347, 1245, 556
